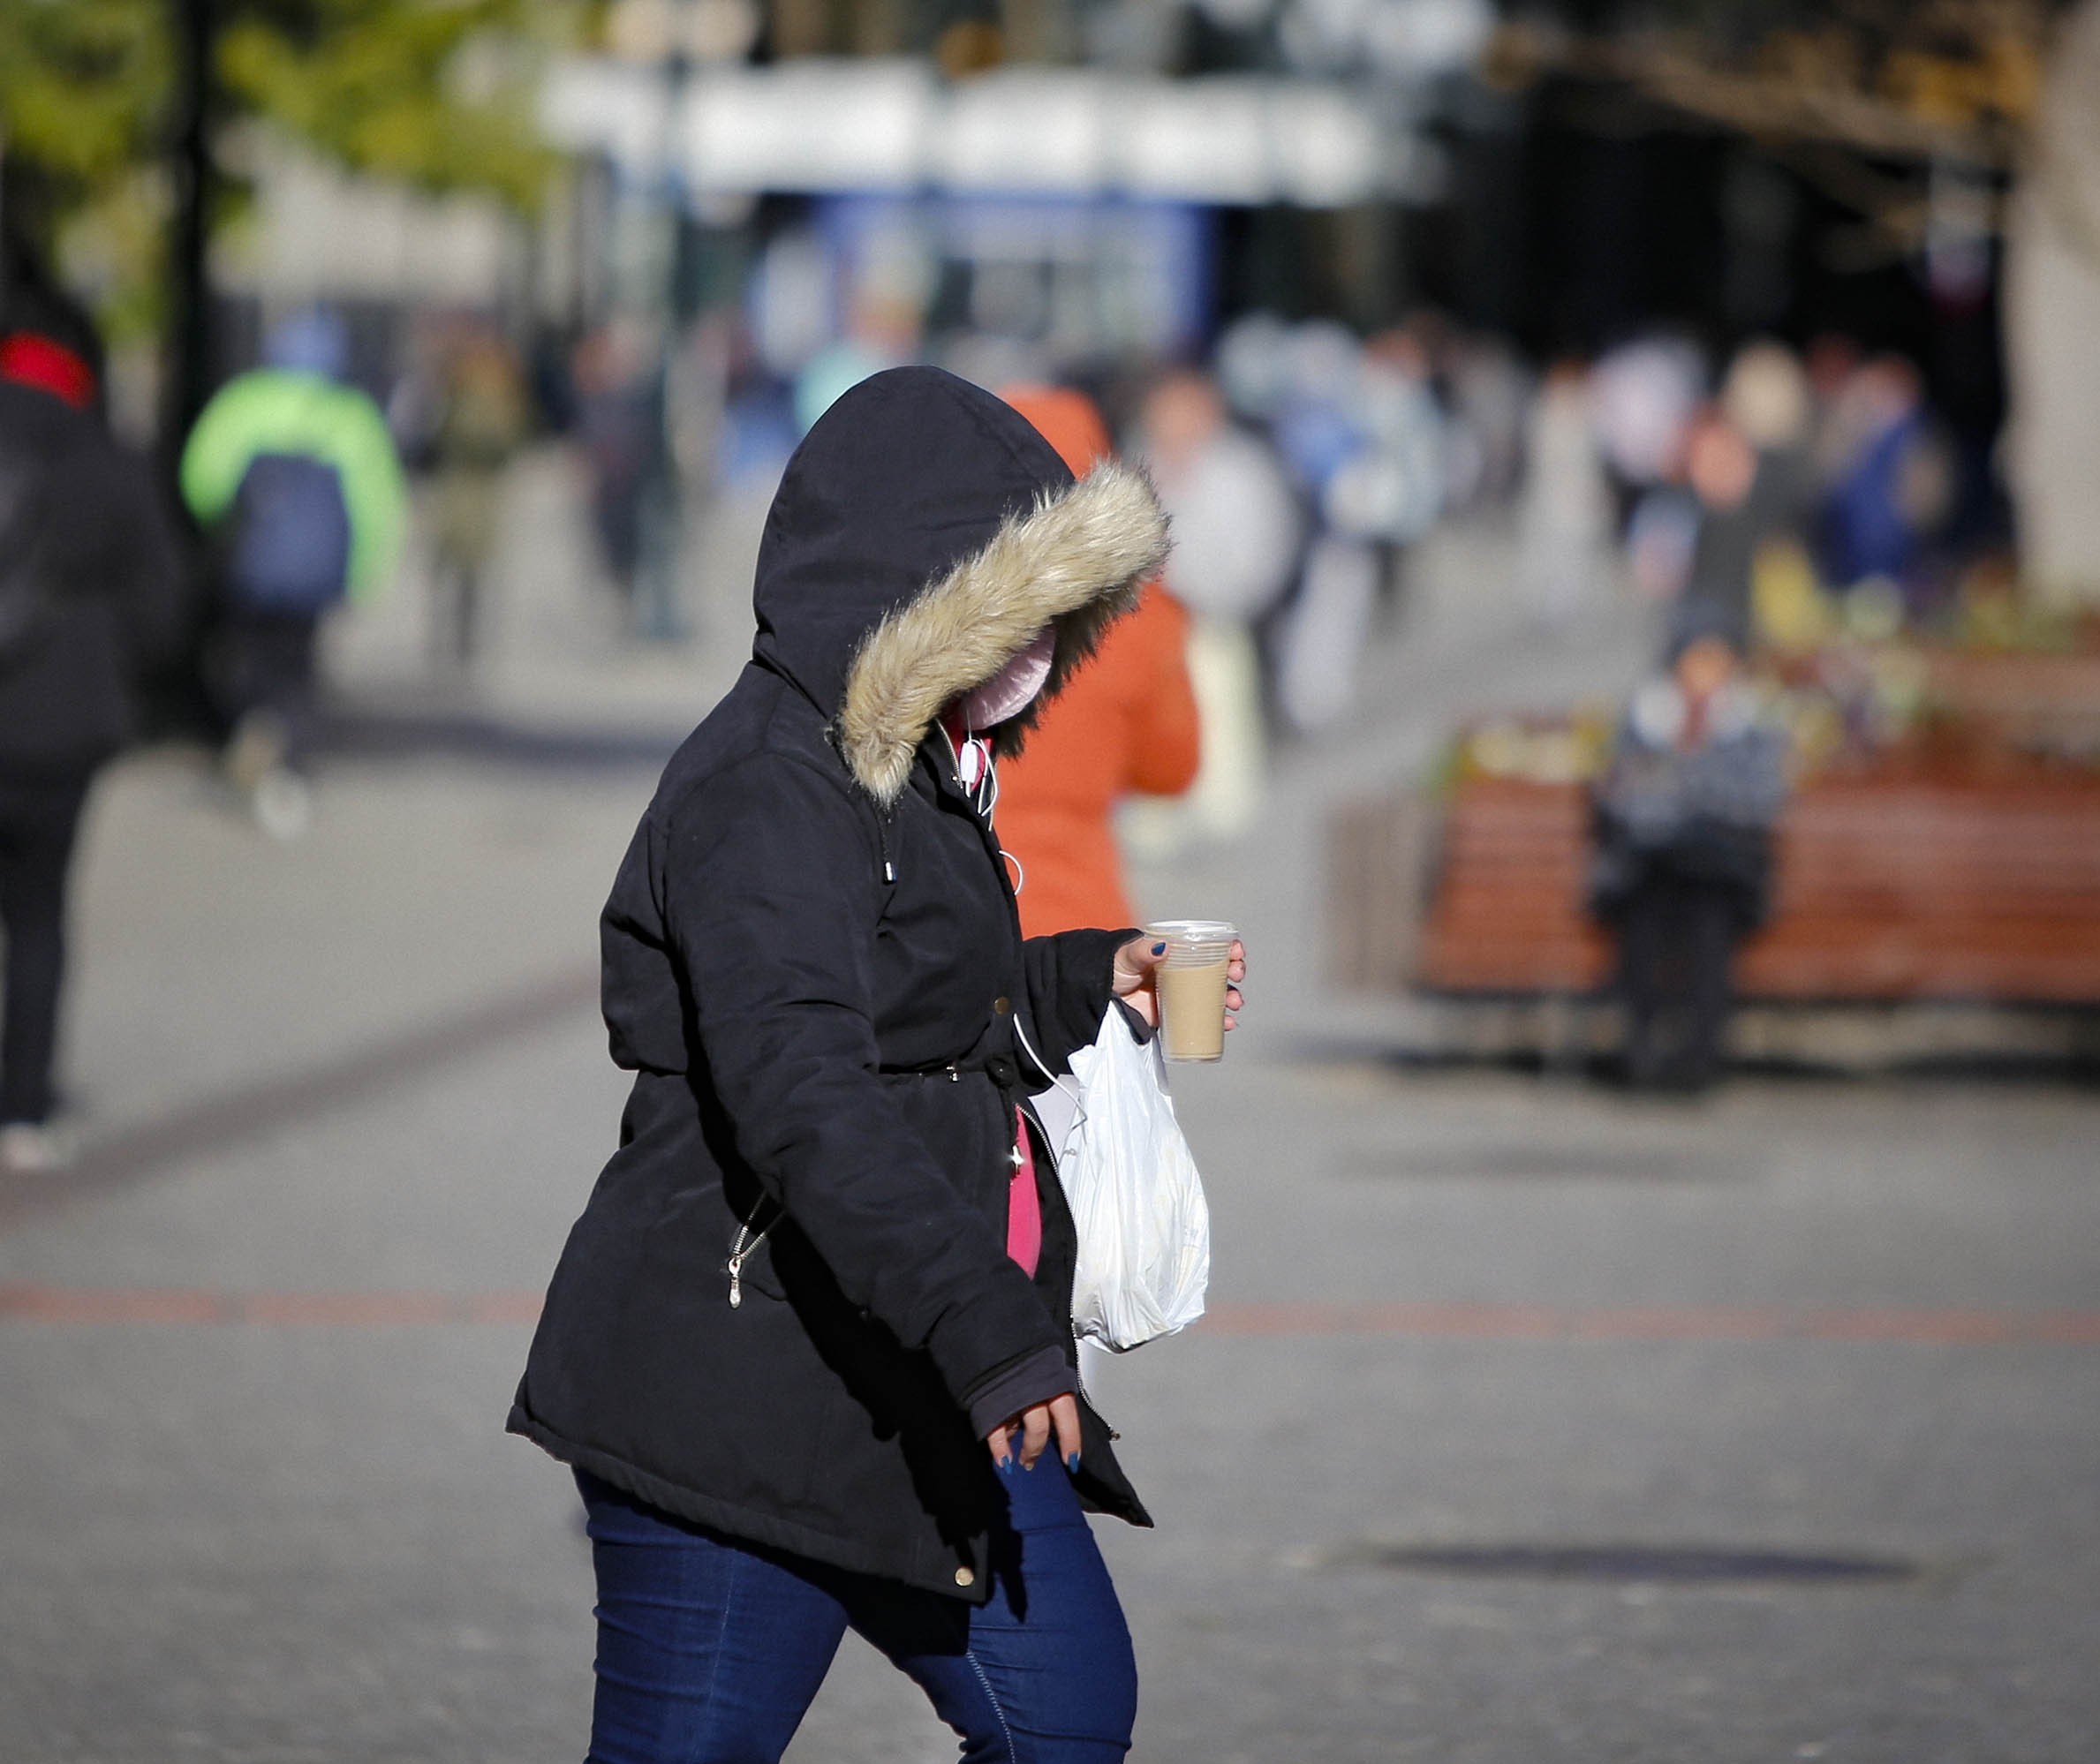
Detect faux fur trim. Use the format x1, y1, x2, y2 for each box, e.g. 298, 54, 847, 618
837, 461, 1170, 804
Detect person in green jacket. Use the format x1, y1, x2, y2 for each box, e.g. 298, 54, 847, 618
180, 308, 405, 838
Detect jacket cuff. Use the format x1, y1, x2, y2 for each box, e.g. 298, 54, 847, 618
925, 1280, 1068, 1413
1024, 926, 1136, 1072
963, 1345, 1077, 1443
1111, 997, 1156, 1044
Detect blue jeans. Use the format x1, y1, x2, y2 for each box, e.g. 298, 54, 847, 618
576, 1459, 1137, 1764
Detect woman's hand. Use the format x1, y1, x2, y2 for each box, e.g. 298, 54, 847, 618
1112, 935, 1247, 1031
988, 1391, 1082, 1472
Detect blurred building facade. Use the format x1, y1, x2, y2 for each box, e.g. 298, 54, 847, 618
540, 0, 1481, 384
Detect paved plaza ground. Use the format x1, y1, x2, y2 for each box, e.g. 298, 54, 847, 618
2, 458, 2095, 1761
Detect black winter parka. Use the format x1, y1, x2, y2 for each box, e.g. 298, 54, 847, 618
509, 368, 1172, 1600
0, 380, 187, 773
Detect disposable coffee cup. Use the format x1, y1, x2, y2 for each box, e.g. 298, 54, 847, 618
1145, 920, 1236, 1063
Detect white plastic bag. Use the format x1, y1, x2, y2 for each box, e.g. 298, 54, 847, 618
1048, 1005, 1211, 1352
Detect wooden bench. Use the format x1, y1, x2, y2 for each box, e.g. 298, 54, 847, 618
1404, 772, 2100, 1006
1922, 651, 2100, 757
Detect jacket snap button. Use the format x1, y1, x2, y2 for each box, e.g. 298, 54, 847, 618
955, 1565, 976, 1587
993, 996, 1010, 1016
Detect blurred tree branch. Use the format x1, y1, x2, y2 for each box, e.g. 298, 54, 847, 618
215, 0, 559, 211
1488, 0, 2100, 607
2, 0, 568, 245
1487, 0, 2066, 173
0, 1, 172, 237
0, 0, 581, 440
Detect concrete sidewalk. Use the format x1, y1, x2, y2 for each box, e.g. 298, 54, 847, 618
3, 460, 2096, 1762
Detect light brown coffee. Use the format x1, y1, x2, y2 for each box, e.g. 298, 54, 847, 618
1158, 957, 1228, 1061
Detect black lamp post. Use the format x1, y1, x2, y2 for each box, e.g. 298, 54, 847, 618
164, 0, 220, 461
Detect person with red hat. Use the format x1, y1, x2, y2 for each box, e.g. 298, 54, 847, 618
0, 316, 186, 1170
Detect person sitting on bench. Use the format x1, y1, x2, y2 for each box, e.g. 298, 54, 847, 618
1590, 607, 1788, 1090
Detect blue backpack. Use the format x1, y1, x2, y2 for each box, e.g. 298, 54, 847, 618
224, 451, 353, 613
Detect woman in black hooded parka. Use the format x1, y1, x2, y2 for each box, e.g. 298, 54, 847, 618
510, 367, 1243, 1762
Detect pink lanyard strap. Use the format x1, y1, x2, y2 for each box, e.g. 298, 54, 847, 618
1006, 1107, 1042, 1278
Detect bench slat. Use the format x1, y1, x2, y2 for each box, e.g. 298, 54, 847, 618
1414, 775, 2100, 1005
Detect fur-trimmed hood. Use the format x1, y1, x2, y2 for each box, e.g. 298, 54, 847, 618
750, 367, 1169, 805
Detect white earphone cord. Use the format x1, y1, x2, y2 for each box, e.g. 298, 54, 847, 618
1013, 1012, 1083, 1108
963, 732, 1024, 896
960, 729, 1060, 1094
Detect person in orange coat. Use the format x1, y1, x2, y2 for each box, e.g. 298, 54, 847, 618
996, 385, 1201, 937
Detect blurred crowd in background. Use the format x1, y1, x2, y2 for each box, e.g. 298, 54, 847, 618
11, 283, 2019, 825
540, 287, 2038, 794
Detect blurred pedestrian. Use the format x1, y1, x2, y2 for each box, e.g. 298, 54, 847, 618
1590, 608, 1787, 1091
1678, 345, 1822, 644
1591, 335, 1705, 497
510, 368, 1243, 1761
424, 326, 529, 670
1817, 354, 1954, 604
1594, 335, 1706, 604
1678, 403, 1763, 634
1274, 328, 1446, 733
994, 384, 1200, 939
181, 308, 405, 838
1137, 368, 1298, 838
0, 239, 106, 418
1446, 331, 1530, 512
1720, 339, 1813, 466
1719, 341, 1824, 650
1518, 357, 1613, 629
0, 329, 185, 1170
791, 290, 918, 437
1329, 326, 1447, 592
570, 320, 659, 604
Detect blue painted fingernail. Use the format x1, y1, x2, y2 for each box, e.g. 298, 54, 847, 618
997, 1456, 1016, 1476
1067, 1452, 1082, 1475
1152, 942, 1166, 955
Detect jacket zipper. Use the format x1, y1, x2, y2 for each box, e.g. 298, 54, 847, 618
868, 726, 1110, 1443
1069, 1329, 1122, 1441
727, 1201, 782, 1309
727, 1223, 769, 1308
